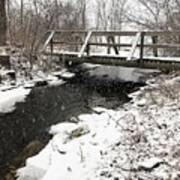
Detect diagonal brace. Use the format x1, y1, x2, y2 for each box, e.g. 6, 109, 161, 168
41, 31, 55, 52
78, 31, 92, 58
127, 32, 141, 61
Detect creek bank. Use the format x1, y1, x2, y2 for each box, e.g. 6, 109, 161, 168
17, 73, 180, 180
0, 66, 151, 180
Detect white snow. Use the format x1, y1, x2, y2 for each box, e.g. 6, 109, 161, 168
17, 74, 180, 180
0, 86, 31, 113
17, 109, 127, 180
53, 70, 75, 79
137, 157, 162, 169
0, 47, 8, 56
0, 68, 75, 113
47, 79, 65, 87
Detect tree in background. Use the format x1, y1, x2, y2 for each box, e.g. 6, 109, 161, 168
126, 0, 180, 56
0, 0, 7, 46
7, 0, 87, 48
95, 0, 128, 30
4, 0, 89, 69
4, 0, 180, 59
126, 0, 180, 30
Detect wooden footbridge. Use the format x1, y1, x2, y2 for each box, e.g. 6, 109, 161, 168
42, 30, 180, 70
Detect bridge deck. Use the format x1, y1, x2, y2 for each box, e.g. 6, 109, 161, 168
42, 30, 180, 70
45, 51, 180, 70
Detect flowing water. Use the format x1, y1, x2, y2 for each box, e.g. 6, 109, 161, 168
0, 66, 154, 179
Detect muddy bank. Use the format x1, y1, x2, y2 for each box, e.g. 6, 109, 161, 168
0, 66, 149, 179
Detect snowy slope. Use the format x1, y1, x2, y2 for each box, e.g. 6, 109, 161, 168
17, 74, 180, 180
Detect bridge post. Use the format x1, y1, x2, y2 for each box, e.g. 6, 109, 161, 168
107, 36, 111, 54
50, 37, 54, 57
152, 36, 158, 57
107, 36, 119, 55
86, 44, 90, 56
139, 32, 145, 64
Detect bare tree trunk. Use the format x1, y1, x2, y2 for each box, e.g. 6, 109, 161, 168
82, 2, 86, 29
0, 0, 7, 45
6, 0, 10, 44
20, 0, 24, 27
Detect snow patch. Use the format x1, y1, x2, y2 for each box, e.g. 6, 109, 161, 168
0, 87, 31, 113
17, 109, 124, 180
53, 70, 75, 79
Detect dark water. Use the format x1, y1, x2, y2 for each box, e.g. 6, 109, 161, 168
0, 68, 145, 179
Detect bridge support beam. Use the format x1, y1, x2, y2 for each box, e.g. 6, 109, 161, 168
55, 54, 180, 71
107, 36, 119, 55
152, 36, 158, 57
139, 32, 145, 64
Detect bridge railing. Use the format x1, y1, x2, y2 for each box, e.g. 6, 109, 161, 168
42, 30, 180, 61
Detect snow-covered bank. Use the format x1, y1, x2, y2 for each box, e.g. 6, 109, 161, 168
0, 68, 75, 113
17, 108, 127, 180
0, 87, 31, 113
17, 74, 180, 180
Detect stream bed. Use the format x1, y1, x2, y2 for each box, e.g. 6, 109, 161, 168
0, 65, 156, 179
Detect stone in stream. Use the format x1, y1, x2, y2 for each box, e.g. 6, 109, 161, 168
68, 125, 90, 141
34, 80, 48, 87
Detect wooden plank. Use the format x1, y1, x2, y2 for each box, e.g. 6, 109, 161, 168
42, 31, 55, 52
53, 41, 84, 45
144, 43, 180, 49
93, 31, 137, 36
48, 30, 87, 34
45, 51, 180, 63
145, 31, 180, 36
88, 43, 180, 48
107, 36, 119, 54
127, 32, 141, 61
94, 31, 180, 36
152, 36, 158, 57
45, 53, 180, 70
78, 31, 92, 58
48, 30, 180, 37
49, 40, 180, 54
47, 30, 136, 36
89, 42, 130, 47
139, 32, 145, 62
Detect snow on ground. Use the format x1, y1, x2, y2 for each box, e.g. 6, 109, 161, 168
0, 68, 74, 113
17, 73, 180, 180
0, 86, 31, 113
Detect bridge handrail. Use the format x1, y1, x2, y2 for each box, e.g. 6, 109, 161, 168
47, 30, 180, 36
51, 41, 180, 49
42, 30, 180, 60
